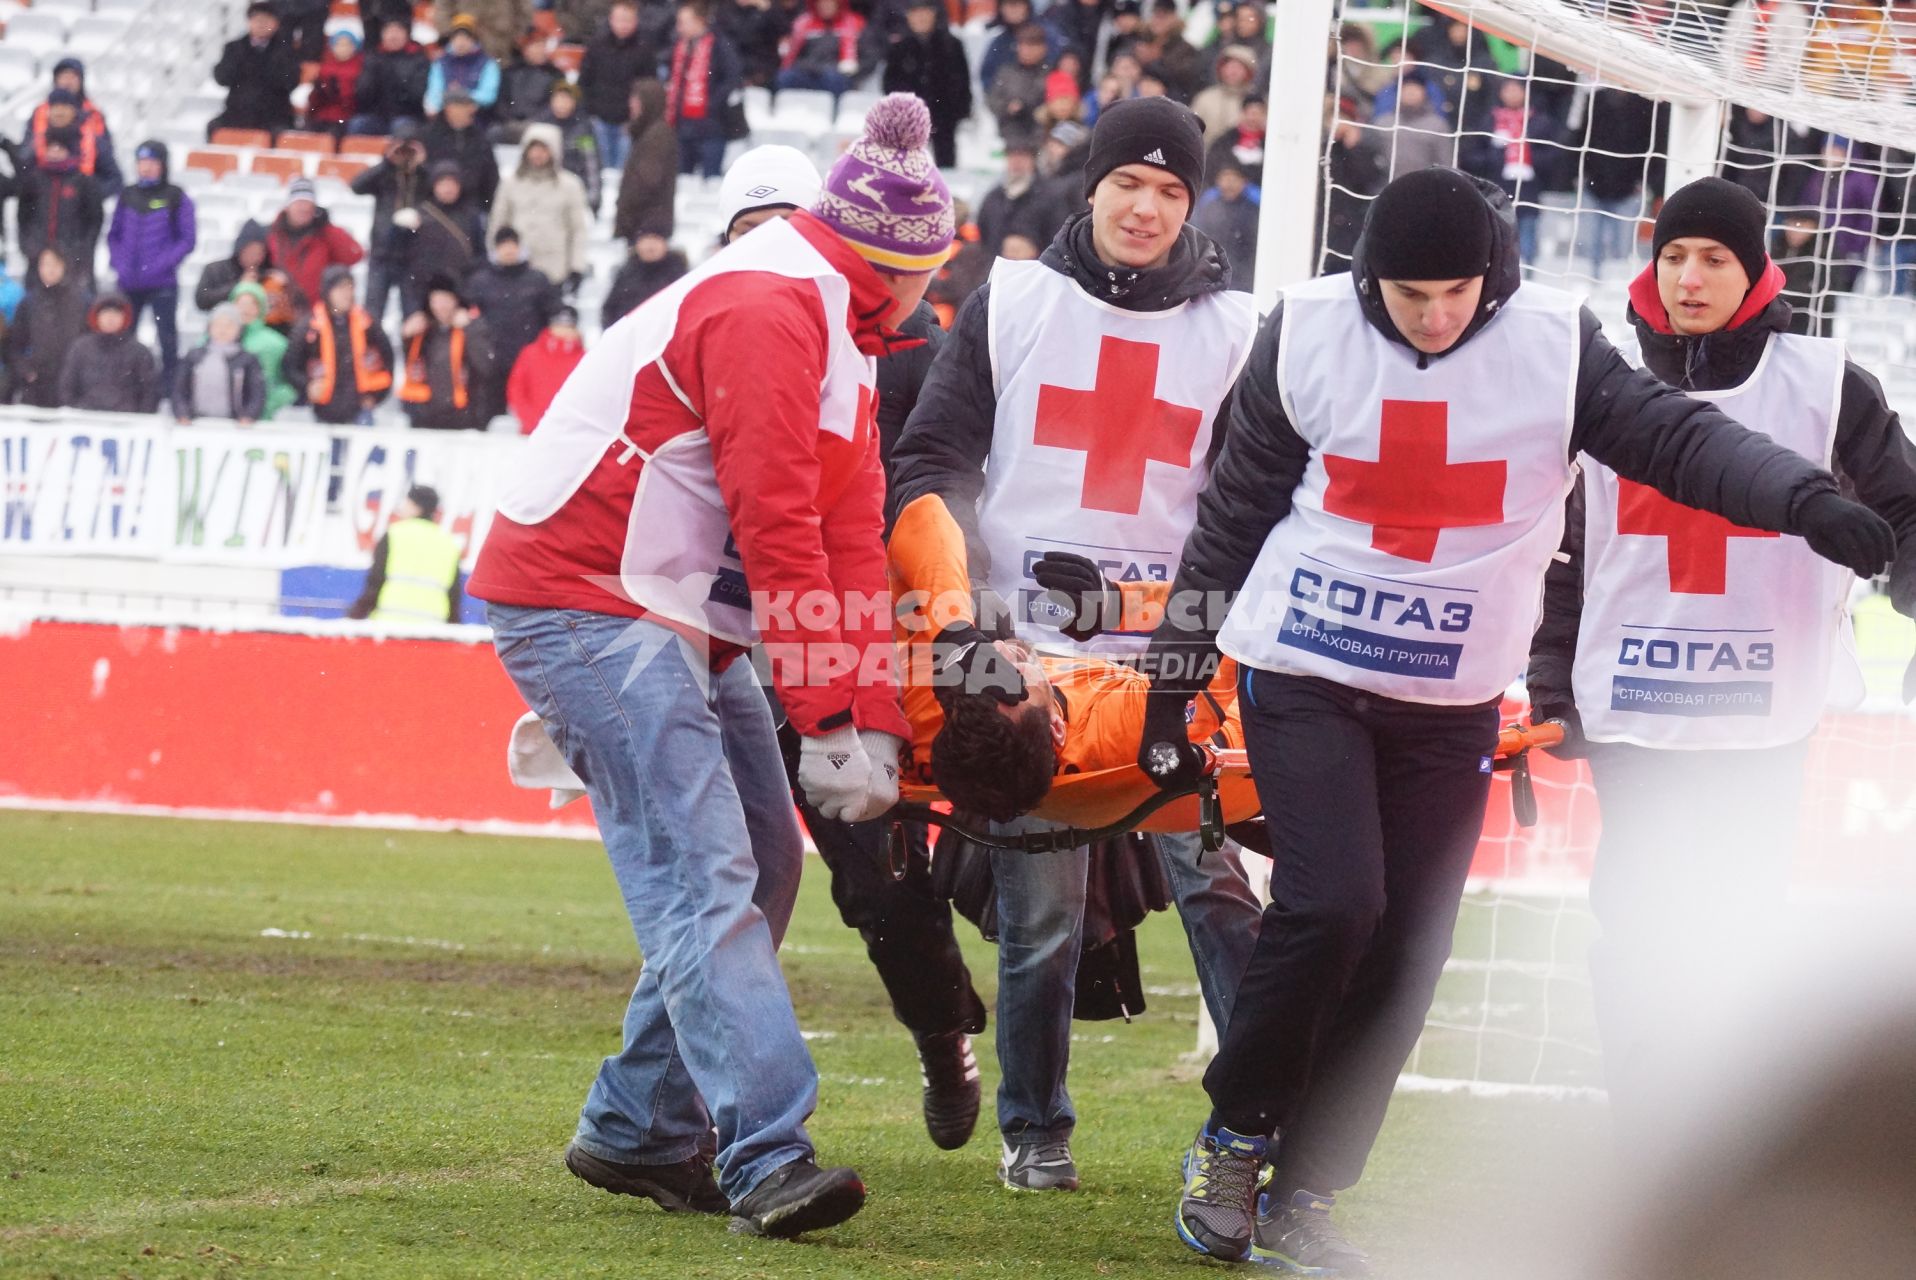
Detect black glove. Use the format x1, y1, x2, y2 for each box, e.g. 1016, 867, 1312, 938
1797, 490, 1895, 578
1529, 701, 1587, 760
1031, 552, 1120, 642
1137, 689, 1205, 791
929, 622, 1028, 708
564, 271, 584, 294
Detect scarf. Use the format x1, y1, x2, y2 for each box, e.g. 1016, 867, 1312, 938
1490, 105, 1533, 180
667, 34, 714, 123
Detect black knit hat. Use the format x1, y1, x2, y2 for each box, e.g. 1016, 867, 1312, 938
1653, 176, 1768, 288
1361, 167, 1496, 280
1082, 96, 1205, 201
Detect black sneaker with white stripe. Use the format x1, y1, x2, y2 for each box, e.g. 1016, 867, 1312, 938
998, 1136, 1079, 1191
915, 1029, 981, 1150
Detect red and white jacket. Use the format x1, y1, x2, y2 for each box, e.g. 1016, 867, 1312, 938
469, 212, 909, 740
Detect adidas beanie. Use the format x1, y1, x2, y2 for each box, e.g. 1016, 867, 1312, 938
1082, 97, 1205, 201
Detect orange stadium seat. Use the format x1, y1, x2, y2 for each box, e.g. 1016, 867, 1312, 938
330, 0, 361, 16
338, 135, 390, 157
211, 127, 273, 150
317, 155, 371, 182
184, 149, 240, 179
552, 44, 585, 73
250, 152, 309, 182
275, 130, 336, 154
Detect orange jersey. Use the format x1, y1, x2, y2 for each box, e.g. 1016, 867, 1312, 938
889, 494, 1240, 783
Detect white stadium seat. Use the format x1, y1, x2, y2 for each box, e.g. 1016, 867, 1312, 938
4, 13, 72, 55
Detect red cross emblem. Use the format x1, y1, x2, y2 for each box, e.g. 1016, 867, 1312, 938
1322, 400, 1507, 562
1033, 335, 1203, 516
1616, 479, 1777, 595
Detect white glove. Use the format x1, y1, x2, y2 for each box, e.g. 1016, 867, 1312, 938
797, 725, 873, 823
853, 729, 905, 822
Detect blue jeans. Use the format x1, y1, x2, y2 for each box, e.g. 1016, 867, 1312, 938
776, 66, 853, 99
591, 116, 629, 173
1581, 191, 1643, 280
676, 117, 727, 178
346, 113, 419, 137
1515, 205, 1540, 265
123, 285, 180, 395
989, 824, 1260, 1141
487, 605, 816, 1200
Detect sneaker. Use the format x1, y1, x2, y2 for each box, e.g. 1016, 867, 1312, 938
997, 1136, 1079, 1191
1250, 1188, 1371, 1276
1174, 1123, 1269, 1261
563, 1141, 728, 1214
727, 1158, 866, 1238
915, 1030, 981, 1150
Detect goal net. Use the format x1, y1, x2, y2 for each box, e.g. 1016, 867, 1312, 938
1258, 0, 1916, 1097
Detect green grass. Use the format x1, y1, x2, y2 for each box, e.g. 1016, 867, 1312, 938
0, 811, 1612, 1279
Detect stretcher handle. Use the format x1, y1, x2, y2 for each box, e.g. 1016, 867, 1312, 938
1495, 720, 1565, 759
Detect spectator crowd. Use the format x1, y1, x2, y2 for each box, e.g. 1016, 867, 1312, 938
0, 0, 1912, 422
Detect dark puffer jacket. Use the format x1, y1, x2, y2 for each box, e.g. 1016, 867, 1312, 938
1524, 263, 1916, 722
58, 297, 162, 413
5, 276, 92, 407
1137, 176, 1858, 709
195, 220, 271, 311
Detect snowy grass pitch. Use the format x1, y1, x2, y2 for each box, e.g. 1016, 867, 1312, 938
2, 811, 1617, 1278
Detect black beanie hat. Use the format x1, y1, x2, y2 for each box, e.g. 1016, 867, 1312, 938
1653, 176, 1768, 288
1082, 97, 1205, 201
1361, 168, 1497, 280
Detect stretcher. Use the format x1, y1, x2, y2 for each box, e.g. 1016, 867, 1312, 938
889, 721, 1567, 857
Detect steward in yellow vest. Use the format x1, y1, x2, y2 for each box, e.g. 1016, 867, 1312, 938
346, 485, 464, 623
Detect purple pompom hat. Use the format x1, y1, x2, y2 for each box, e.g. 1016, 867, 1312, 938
811, 94, 955, 274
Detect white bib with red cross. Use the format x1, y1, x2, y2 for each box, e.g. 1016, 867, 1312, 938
1574, 331, 1858, 748
1216, 275, 1580, 704
975, 258, 1258, 656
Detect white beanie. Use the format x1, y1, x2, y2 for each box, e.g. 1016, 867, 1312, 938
717, 145, 822, 241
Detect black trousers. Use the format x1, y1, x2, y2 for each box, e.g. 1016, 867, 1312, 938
763, 687, 986, 1039
1205, 671, 1499, 1194
1586, 737, 1809, 1145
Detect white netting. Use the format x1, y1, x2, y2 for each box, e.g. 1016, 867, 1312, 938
1307, 0, 1916, 1095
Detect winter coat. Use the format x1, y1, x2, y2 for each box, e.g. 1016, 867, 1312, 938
986, 62, 1048, 131
601, 250, 689, 328
431, 0, 536, 62
465, 260, 560, 372
975, 175, 1070, 257
614, 81, 678, 240
58, 303, 161, 414
1525, 263, 1916, 721
1206, 125, 1266, 189
664, 31, 743, 125
21, 98, 123, 197
355, 45, 432, 123
1374, 101, 1452, 180
266, 210, 366, 306
425, 50, 502, 114
880, 28, 972, 133
535, 107, 604, 212
1322, 130, 1387, 268
579, 25, 664, 123
402, 316, 496, 430
491, 125, 592, 285
213, 33, 303, 133
978, 21, 1061, 94
506, 327, 585, 431
174, 344, 266, 422
782, 2, 868, 76
889, 210, 1236, 550
308, 52, 365, 128
351, 153, 431, 258
229, 282, 299, 420
465, 211, 908, 741
498, 58, 563, 126
718, 0, 791, 86
1577, 88, 1665, 202
285, 303, 398, 422
875, 299, 943, 478
15, 165, 106, 277
1772, 228, 1824, 336
1801, 164, 1879, 265
1140, 179, 1862, 709
1192, 191, 1257, 290
107, 152, 197, 294
395, 195, 488, 298
422, 119, 501, 208
1191, 83, 1247, 145
5, 278, 92, 408
1149, 28, 1206, 104
195, 221, 271, 312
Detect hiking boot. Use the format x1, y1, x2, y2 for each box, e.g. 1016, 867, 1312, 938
915, 1029, 981, 1150
998, 1136, 1079, 1191
563, 1141, 728, 1214
1175, 1123, 1269, 1261
727, 1158, 866, 1238
1251, 1188, 1371, 1276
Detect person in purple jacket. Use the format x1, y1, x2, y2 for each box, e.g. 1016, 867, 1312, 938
107, 140, 198, 395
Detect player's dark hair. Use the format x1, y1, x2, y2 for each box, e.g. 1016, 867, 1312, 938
931, 693, 1056, 823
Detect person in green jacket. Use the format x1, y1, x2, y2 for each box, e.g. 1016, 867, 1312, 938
229, 280, 299, 419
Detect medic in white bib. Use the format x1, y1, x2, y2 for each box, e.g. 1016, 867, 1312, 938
1525, 176, 1916, 1150
1137, 168, 1896, 1271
